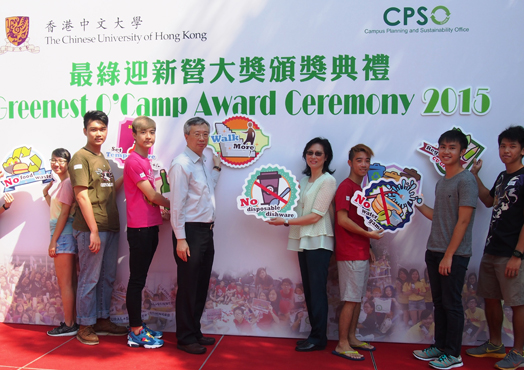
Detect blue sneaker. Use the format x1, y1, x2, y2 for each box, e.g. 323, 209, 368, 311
127, 329, 164, 349
413, 346, 445, 361
429, 354, 463, 369
142, 322, 163, 339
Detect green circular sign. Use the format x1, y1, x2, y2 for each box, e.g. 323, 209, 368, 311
431, 6, 450, 25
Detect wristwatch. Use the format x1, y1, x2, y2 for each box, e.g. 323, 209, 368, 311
213, 166, 221, 172
284, 219, 289, 227
513, 250, 524, 260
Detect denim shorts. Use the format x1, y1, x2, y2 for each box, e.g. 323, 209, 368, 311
51, 233, 78, 254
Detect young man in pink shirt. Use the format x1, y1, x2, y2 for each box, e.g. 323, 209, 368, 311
124, 116, 170, 348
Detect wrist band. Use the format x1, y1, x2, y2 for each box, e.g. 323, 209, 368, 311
2, 204, 9, 210
213, 166, 221, 171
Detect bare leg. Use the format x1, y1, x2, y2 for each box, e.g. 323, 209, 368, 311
403, 308, 409, 326
484, 298, 503, 346
512, 305, 524, 353
409, 309, 418, 326
335, 301, 363, 359
54, 254, 76, 327
348, 302, 363, 344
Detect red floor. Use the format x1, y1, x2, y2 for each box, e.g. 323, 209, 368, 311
0, 323, 504, 370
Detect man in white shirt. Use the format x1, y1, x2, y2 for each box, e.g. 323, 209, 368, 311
169, 117, 221, 355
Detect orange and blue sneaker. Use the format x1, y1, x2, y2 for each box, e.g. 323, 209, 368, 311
142, 322, 163, 339
127, 328, 164, 349
495, 349, 524, 370
466, 340, 506, 358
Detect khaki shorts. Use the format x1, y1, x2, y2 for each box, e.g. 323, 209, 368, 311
338, 260, 370, 302
477, 254, 524, 307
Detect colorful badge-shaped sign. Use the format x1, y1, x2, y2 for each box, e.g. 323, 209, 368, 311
1, 146, 52, 191
208, 116, 270, 168
238, 164, 300, 220
105, 117, 161, 170
354, 163, 423, 233
417, 127, 485, 176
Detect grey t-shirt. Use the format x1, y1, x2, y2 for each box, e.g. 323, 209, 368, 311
426, 170, 478, 257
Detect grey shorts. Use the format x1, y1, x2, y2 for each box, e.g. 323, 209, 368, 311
338, 260, 369, 302
477, 254, 524, 307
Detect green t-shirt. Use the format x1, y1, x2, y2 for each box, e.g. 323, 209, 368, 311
68, 147, 120, 232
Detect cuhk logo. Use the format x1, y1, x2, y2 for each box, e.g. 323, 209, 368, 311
1, 16, 40, 55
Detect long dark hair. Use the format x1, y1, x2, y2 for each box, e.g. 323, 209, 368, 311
302, 137, 335, 176
409, 268, 420, 283
397, 268, 409, 282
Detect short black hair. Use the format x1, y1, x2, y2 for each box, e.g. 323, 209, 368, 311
51, 148, 71, 163
83, 110, 109, 129
438, 129, 468, 151
233, 306, 244, 314
498, 126, 524, 148
302, 137, 335, 176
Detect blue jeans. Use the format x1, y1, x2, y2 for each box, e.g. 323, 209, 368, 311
425, 250, 469, 357
74, 230, 119, 326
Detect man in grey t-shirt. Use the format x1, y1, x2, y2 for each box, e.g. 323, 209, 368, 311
412, 130, 478, 369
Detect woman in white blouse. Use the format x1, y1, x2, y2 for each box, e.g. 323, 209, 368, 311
268, 137, 336, 352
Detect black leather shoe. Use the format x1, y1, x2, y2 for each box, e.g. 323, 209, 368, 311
177, 343, 207, 354
296, 339, 307, 345
295, 341, 326, 352
197, 336, 216, 345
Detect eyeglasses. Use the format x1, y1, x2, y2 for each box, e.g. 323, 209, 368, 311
49, 159, 68, 164
190, 132, 209, 139
306, 151, 324, 157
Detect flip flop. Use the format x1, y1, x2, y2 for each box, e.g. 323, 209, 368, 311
332, 350, 365, 361
351, 342, 376, 352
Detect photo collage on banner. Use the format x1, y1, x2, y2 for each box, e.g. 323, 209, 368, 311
0, 0, 522, 347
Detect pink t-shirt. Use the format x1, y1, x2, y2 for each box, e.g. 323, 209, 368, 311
124, 151, 162, 228
49, 178, 75, 235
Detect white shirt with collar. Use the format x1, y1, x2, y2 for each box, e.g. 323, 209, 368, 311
168, 146, 220, 239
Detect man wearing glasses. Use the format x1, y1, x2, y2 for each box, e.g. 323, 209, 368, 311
169, 117, 221, 355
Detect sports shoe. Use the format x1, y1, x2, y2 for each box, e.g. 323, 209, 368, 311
429, 354, 463, 369
93, 318, 128, 336
466, 340, 506, 358
413, 346, 445, 361
495, 349, 524, 370
127, 328, 164, 349
142, 322, 162, 339
47, 322, 79, 337
76, 325, 99, 345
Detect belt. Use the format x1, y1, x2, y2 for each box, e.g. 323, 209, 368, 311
186, 222, 214, 230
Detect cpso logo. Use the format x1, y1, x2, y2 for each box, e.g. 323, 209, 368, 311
384, 6, 451, 26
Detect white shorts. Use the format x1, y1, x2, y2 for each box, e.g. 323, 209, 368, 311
337, 260, 370, 302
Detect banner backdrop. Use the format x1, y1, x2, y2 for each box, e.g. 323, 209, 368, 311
1, 0, 522, 346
